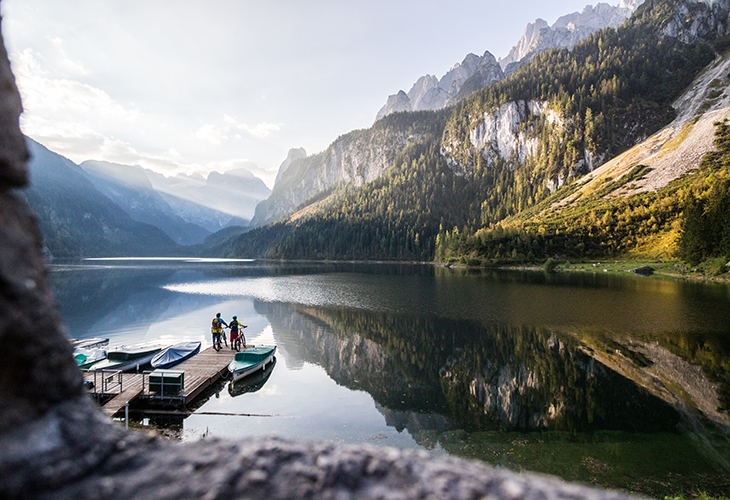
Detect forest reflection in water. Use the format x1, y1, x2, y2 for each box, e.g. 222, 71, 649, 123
49, 260, 730, 497
258, 300, 730, 497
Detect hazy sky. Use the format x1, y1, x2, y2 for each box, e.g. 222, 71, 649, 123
2, 0, 599, 187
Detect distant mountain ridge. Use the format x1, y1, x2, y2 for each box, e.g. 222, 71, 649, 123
375, 51, 503, 121
81, 160, 212, 246
20, 135, 272, 255
375, 0, 644, 121
22, 138, 180, 258
77, 158, 271, 245
500, 0, 644, 74
145, 165, 271, 228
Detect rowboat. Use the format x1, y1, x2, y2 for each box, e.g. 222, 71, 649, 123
227, 345, 276, 382
150, 341, 201, 369
90, 344, 166, 372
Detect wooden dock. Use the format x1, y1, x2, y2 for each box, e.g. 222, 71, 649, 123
84, 346, 236, 417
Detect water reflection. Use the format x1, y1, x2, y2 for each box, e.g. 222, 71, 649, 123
228, 357, 277, 397
48, 260, 730, 497
259, 303, 680, 433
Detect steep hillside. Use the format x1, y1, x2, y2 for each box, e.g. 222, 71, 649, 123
250, 110, 448, 227
21, 138, 179, 258
253, 1, 647, 231
436, 53, 730, 265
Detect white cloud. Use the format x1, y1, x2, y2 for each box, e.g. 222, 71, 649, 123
237, 121, 280, 139
11, 48, 140, 124
195, 123, 229, 145
195, 116, 281, 144
48, 36, 90, 78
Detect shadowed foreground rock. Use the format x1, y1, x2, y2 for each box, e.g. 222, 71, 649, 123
0, 8, 642, 500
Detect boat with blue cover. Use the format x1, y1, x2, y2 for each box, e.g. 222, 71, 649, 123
227, 345, 276, 382
150, 341, 201, 369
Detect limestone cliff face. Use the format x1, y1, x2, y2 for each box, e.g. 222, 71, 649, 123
251, 122, 428, 226
274, 147, 307, 186
662, 0, 730, 42
441, 99, 590, 191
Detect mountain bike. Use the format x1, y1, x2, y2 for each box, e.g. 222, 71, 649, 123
232, 326, 247, 351
213, 330, 223, 351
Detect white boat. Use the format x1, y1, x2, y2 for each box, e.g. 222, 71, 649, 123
227, 345, 276, 382
90, 344, 166, 372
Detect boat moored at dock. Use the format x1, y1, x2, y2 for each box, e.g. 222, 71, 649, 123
150, 341, 201, 369
227, 345, 276, 382
91, 344, 166, 372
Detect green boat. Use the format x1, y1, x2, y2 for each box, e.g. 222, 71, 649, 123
73, 348, 107, 369
227, 345, 276, 382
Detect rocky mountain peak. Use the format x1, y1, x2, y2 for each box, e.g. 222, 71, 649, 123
500, 1, 644, 75
376, 51, 503, 121
375, 1, 644, 121
275, 147, 307, 186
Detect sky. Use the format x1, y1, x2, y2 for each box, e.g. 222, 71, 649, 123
1, 0, 601, 188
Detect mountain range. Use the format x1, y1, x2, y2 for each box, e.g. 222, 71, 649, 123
375, 0, 644, 121
21, 138, 179, 258
251, 0, 650, 229
21, 139, 271, 257
214, 0, 730, 268
19, 0, 730, 268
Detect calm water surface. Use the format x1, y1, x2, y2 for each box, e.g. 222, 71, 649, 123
50, 259, 730, 497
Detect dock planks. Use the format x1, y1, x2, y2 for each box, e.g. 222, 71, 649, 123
84, 346, 237, 417
100, 374, 143, 417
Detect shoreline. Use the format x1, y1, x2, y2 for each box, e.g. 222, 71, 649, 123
440, 259, 730, 284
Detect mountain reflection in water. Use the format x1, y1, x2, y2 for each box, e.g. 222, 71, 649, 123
49, 260, 730, 497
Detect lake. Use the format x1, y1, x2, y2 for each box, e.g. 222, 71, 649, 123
50, 258, 730, 497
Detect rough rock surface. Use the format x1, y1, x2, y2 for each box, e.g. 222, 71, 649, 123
0, 7, 643, 500
251, 124, 420, 226
500, 0, 644, 75
376, 51, 504, 121
274, 147, 307, 186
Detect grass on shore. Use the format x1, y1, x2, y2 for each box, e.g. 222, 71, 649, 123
538, 258, 730, 282
666, 494, 730, 500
